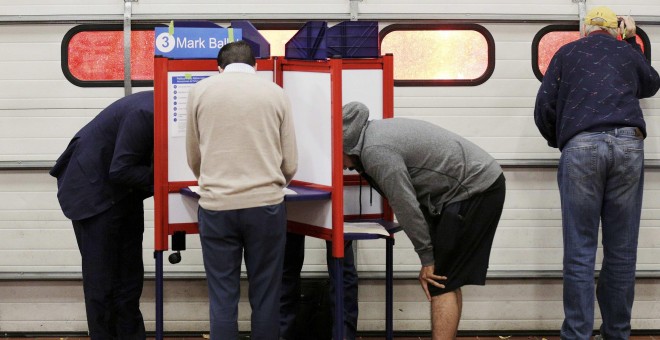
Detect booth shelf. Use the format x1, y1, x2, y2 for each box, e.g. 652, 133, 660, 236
179, 185, 331, 201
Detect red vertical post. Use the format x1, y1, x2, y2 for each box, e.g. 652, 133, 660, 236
382, 54, 395, 221
273, 57, 283, 87
153, 57, 170, 251
330, 58, 345, 258
382, 54, 394, 119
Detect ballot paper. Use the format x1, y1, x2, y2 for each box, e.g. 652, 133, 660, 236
185, 186, 297, 197
343, 222, 390, 236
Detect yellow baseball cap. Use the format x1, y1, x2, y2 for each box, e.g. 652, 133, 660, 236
585, 6, 618, 28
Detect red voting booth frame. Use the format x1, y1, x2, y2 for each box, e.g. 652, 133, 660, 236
153, 55, 395, 340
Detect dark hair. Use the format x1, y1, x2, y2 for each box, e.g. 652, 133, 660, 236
217, 40, 255, 69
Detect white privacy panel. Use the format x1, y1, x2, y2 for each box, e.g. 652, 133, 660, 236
283, 71, 333, 186
286, 200, 333, 230
168, 193, 198, 224
343, 186, 383, 216
341, 68, 386, 177
342, 69, 383, 119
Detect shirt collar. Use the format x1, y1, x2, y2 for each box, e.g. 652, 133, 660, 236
223, 63, 256, 74
587, 30, 614, 38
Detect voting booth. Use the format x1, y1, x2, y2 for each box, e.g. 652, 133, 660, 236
153, 21, 395, 339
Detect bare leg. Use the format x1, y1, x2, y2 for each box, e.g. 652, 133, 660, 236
456, 288, 462, 322
431, 288, 462, 340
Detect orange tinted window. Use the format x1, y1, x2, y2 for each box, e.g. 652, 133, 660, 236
537, 31, 580, 76
67, 30, 154, 82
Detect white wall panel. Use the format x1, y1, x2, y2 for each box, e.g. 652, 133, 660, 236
361, 0, 660, 17
0, 0, 120, 16
1, 279, 658, 332
4, 0, 660, 20
361, 2, 576, 16
0, 0, 659, 333
134, 1, 349, 16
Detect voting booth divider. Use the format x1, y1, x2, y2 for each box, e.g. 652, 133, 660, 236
153, 53, 395, 339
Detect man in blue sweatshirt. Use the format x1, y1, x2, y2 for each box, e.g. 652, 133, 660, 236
534, 7, 660, 340
342, 102, 505, 340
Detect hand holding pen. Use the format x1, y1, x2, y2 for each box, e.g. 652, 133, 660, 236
618, 15, 636, 40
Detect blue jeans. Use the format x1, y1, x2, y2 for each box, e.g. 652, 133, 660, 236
558, 128, 643, 340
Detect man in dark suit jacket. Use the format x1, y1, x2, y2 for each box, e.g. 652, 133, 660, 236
50, 91, 154, 340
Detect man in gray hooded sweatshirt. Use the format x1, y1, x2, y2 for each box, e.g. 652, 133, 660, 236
342, 102, 505, 339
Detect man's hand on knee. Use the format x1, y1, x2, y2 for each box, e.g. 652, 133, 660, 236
418, 265, 447, 301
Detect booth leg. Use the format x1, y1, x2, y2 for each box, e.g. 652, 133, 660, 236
332, 257, 345, 340
155, 251, 164, 340
386, 238, 394, 340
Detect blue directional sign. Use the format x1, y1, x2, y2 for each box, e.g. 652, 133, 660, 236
155, 26, 242, 59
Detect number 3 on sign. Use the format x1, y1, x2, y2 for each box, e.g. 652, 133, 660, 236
156, 32, 175, 53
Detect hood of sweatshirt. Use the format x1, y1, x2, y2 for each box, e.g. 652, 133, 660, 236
342, 101, 370, 155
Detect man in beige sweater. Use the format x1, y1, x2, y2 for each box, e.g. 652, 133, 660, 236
186, 40, 297, 340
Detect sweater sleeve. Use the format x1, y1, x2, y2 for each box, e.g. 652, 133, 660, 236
362, 146, 435, 266
279, 95, 298, 185
534, 53, 561, 148
186, 86, 202, 179
625, 37, 660, 99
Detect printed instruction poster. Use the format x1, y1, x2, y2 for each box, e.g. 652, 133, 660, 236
168, 71, 216, 137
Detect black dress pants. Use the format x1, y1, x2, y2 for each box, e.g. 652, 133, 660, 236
280, 233, 359, 340
73, 193, 146, 340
